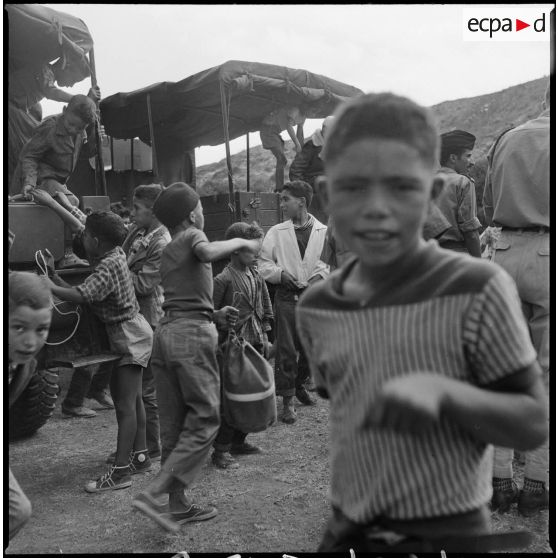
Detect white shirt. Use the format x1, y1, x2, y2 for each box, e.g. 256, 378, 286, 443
258, 216, 329, 286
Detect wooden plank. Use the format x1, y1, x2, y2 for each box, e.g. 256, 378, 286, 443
204, 212, 234, 232
254, 210, 284, 227
237, 192, 280, 210
47, 353, 121, 370
200, 194, 230, 213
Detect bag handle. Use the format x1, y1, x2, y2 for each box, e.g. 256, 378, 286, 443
225, 293, 242, 363
228, 291, 243, 339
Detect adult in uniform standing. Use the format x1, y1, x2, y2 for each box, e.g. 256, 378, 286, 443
483, 84, 550, 516
434, 130, 481, 257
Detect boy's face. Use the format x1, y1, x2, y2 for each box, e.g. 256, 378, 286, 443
280, 190, 304, 220
131, 197, 154, 230
82, 226, 100, 259
453, 149, 474, 176
191, 201, 205, 230
326, 138, 433, 271
236, 245, 258, 267
62, 111, 88, 136
9, 305, 52, 365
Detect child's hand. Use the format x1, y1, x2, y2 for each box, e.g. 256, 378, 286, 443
367, 373, 451, 435
214, 306, 239, 329
30, 188, 56, 207
245, 238, 262, 254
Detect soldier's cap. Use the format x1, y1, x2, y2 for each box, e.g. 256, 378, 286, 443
440, 130, 476, 152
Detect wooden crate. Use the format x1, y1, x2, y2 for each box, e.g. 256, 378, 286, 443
201, 191, 283, 275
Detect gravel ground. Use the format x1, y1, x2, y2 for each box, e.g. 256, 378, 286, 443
7, 373, 552, 554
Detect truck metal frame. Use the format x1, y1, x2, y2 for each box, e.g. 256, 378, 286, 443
8, 8, 363, 439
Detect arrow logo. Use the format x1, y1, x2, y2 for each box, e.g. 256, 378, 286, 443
516, 18, 530, 31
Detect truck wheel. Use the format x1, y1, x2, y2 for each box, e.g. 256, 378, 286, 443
9, 369, 59, 441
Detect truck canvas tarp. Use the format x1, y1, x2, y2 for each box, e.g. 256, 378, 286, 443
100, 60, 363, 190
100, 60, 363, 150
7, 3, 93, 77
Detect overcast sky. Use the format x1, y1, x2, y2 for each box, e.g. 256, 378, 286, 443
39, 3, 552, 166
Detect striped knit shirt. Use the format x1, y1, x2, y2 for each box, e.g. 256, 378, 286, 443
296, 241, 537, 524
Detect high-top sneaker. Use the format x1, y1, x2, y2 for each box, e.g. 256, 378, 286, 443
84, 465, 132, 493
128, 450, 153, 474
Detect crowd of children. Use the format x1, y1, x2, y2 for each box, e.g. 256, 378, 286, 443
8, 86, 549, 551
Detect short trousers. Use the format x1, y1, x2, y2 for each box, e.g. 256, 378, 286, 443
106, 313, 153, 368
260, 125, 284, 151
37, 178, 76, 200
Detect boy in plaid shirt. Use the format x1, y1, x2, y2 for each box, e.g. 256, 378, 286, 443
44, 211, 153, 493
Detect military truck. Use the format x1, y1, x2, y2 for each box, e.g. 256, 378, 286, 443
8, 6, 363, 438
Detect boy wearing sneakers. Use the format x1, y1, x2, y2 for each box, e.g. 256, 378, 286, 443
132, 182, 261, 532
118, 183, 170, 461
44, 211, 153, 492
296, 93, 548, 552
258, 180, 328, 424
211, 222, 274, 469
30, 188, 114, 419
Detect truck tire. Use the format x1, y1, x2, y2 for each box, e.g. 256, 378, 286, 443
9, 369, 60, 441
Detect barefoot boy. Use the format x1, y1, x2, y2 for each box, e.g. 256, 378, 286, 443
296, 93, 548, 552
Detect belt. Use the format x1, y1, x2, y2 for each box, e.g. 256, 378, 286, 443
163, 310, 212, 322
500, 226, 549, 234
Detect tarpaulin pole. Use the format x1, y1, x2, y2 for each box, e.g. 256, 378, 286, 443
88, 48, 107, 196
246, 133, 250, 192
220, 82, 235, 203
130, 139, 134, 172
147, 94, 159, 180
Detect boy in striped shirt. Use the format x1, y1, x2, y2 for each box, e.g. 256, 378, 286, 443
296, 93, 548, 552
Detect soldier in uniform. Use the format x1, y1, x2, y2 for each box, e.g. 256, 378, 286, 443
434, 130, 481, 257
483, 84, 550, 517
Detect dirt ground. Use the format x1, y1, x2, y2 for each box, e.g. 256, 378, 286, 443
7, 372, 552, 554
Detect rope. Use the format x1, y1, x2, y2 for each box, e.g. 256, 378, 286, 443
35, 251, 81, 346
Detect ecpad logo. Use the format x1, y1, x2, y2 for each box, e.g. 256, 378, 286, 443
463, 7, 551, 42
468, 14, 545, 37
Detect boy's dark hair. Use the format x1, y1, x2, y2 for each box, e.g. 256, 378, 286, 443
66, 94, 97, 125
153, 182, 200, 229
224, 221, 264, 241
133, 184, 164, 207
110, 202, 130, 219
282, 180, 313, 209
322, 92, 440, 168
85, 211, 128, 247
9, 272, 52, 313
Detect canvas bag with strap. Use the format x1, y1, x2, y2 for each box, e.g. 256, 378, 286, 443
222, 293, 276, 433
